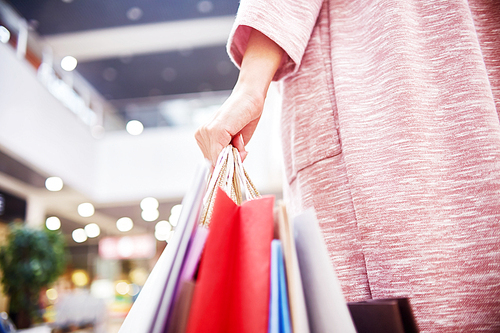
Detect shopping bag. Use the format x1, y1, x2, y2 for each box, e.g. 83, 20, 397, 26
165, 280, 196, 333
293, 209, 357, 333
276, 203, 311, 333
165, 225, 209, 333
177, 225, 209, 283
200, 145, 259, 227
269, 239, 292, 333
119, 161, 209, 333
185, 186, 275, 333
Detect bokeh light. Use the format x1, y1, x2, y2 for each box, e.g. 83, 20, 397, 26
115, 281, 130, 295
71, 270, 89, 287
72, 228, 87, 243
141, 209, 159, 222
169, 204, 182, 226
155, 219, 174, 241
78, 203, 95, 217
46, 216, 61, 231
90, 279, 115, 299
140, 197, 159, 211
129, 268, 149, 286
45, 177, 63, 191
116, 217, 133, 232
84, 223, 100, 238
61, 56, 77, 71
46, 288, 58, 301
128, 284, 140, 296
0, 26, 10, 44
126, 120, 144, 135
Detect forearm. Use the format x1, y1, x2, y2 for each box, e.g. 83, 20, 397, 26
195, 28, 284, 165
234, 29, 284, 100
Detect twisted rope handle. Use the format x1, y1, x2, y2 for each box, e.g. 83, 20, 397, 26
200, 145, 260, 227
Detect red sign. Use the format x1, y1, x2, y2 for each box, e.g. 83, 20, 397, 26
99, 234, 156, 260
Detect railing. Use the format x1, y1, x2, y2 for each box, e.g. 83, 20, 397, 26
0, 0, 123, 138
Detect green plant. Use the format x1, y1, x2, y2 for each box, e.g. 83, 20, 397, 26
0, 223, 66, 328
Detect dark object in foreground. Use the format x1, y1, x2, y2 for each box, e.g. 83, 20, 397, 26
348, 298, 419, 333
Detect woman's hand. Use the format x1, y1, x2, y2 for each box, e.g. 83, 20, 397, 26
195, 28, 284, 166
195, 81, 265, 166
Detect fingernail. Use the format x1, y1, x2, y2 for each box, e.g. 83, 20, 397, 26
240, 151, 248, 161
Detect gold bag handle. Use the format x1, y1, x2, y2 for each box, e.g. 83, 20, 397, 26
200, 145, 260, 227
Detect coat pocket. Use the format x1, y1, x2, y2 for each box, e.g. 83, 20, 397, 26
280, 22, 341, 184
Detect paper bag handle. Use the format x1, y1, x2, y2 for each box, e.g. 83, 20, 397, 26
200, 145, 259, 226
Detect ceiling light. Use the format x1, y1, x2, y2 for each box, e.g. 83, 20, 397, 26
155, 221, 173, 241
155, 229, 172, 242
0, 26, 10, 44
155, 220, 172, 233
77, 203, 95, 217
46, 216, 61, 231
126, 7, 143, 21
116, 217, 133, 232
169, 204, 182, 226
61, 56, 77, 71
141, 209, 159, 222
197, 1, 213, 13
126, 120, 144, 135
84, 223, 100, 238
171, 204, 182, 216
168, 214, 179, 227
45, 176, 63, 191
72, 228, 87, 243
140, 197, 159, 211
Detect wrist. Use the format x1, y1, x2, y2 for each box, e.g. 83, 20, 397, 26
233, 29, 284, 103
233, 78, 267, 108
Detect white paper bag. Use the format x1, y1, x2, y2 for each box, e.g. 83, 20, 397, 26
119, 161, 209, 333
277, 203, 310, 333
293, 209, 357, 333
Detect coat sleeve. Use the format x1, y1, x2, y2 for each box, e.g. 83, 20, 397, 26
227, 0, 324, 81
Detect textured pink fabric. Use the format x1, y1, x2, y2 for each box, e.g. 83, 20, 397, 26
228, 0, 500, 332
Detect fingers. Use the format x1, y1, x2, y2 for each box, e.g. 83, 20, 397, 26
231, 134, 245, 152
239, 150, 248, 161
231, 134, 248, 162
195, 125, 229, 166
195, 86, 265, 167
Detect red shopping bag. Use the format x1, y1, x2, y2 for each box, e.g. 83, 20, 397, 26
186, 187, 274, 333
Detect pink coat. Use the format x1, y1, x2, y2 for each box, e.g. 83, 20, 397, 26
228, 0, 500, 332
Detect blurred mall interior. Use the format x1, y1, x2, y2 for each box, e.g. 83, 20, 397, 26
0, 0, 283, 331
